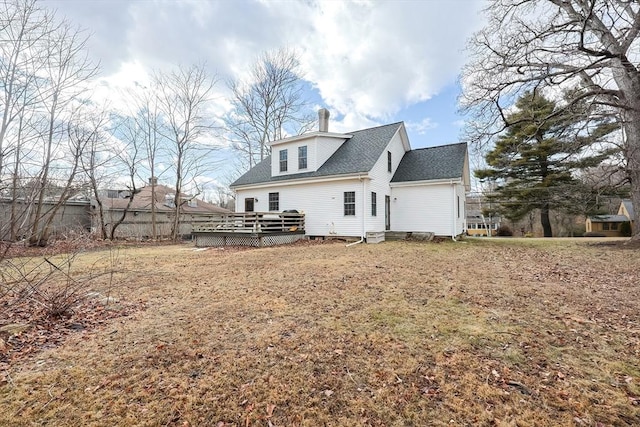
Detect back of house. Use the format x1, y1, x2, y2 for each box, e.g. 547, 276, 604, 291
230, 110, 470, 241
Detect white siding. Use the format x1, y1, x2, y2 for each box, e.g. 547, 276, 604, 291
365, 128, 409, 233
236, 180, 466, 237
270, 135, 347, 176
235, 179, 368, 237
271, 146, 293, 177
391, 183, 456, 236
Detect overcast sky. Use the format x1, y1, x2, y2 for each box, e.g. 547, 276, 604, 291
44, 0, 486, 183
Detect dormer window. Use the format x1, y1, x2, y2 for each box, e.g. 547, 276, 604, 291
298, 146, 307, 170
279, 149, 288, 172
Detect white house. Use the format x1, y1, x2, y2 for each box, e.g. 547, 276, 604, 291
230, 109, 470, 240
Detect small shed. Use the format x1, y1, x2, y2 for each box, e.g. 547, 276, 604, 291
585, 214, 629, 236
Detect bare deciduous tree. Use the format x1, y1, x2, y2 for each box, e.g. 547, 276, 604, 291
0, 0, 48, 182
1, 0, 51, 241
225, 48, 314, 170
107, 114, 143, 240
154, 64, 219, 241
461, 0, 640, 239
0, 0, 98, 246
132, 86, 164, 240
26, 14, 98, 246
79, 105, 112, 240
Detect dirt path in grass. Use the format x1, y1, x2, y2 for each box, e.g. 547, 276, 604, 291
1, 239, 639, 426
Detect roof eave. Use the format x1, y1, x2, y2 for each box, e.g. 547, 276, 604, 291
390, 177, 464, 187
231, 172, 371, 191
267, 131, 353, 147
398, 123, 411, 152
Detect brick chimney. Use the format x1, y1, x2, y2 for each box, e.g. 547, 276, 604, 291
318, 108, 330, 132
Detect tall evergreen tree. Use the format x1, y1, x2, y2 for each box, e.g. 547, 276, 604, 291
475, 92, 616, 237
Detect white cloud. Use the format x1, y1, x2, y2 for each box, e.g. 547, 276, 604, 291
406, 117, 438, 135
300, 0, 485, 119
49, 0, 484, 122
330, 111, 381, 134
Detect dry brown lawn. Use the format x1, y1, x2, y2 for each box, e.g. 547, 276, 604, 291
1, 238, 639, 426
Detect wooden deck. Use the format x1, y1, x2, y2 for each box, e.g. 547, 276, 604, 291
192, 211, 304, 233
192, 212, 305, 247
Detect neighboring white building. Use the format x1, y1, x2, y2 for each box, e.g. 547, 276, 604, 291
230, 109, 470, 240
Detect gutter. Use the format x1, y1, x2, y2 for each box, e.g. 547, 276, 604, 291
232, 172, 371, 191
390, 177, 463, 188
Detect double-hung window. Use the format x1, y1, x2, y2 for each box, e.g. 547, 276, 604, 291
371, 192, 377, 216
298, 146, 307, 169
269, 192, 279, 211
344, 191, 356, 216
279, 149, 288, 172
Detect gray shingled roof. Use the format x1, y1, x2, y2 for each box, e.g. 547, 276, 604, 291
589, 214, 629, 222
391, 143, 467, 182
231, 122, 403, 187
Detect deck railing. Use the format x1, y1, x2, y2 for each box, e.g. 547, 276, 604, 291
192, 211, 305, 233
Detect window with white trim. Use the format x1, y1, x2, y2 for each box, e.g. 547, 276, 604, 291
269, 192, 279, 211
298, 146, 307, 169
344, 191, 355, 216
279, 149, 288, 172
371, 192, 377, 216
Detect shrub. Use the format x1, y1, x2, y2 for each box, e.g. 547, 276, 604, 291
620, 221, 632, 237
1, 248, 122, 319
496, 225, 513, 236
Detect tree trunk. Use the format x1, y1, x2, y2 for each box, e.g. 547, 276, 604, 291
150, 179, 157, 240
29, 100, 56, 246
110, 195, 135, 240
611, 57, 640, 240
171, 189, 181, 241
540, 203, 552, 237
90, 184, 107, 240
171, 156, 183, 242
625, 117, 640, 240
9, 114, 25, 241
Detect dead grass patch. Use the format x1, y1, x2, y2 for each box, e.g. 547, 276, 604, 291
1, 239, 639, 426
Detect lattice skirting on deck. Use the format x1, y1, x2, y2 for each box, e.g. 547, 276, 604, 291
194, 233, 305, 247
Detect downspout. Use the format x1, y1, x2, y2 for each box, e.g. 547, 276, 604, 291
346, 175, 366, 247
451, 180, 457, 241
